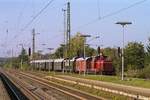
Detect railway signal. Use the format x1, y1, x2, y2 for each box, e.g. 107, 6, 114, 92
117, 47, 121, 57
28, 48, 31, 57
98, 46, 101, 55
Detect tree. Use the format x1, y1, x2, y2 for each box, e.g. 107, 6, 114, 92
103, 47, 121, 74
54, 32, 96, 58
68, 32, 84, 58
145, 37, 150, 66
54, 46, 64, 58
18, 48, 29, 69
4, 48, 29, 69
138, 64, 150, 79
85, 45, 96, 57
19, 48, 29, 62
125, 42, 145, 70
147, 37, 150, 55
4, 57, 20, 68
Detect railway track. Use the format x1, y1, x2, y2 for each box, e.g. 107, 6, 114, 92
18, 72, 105, 100
0, 72, 29, 100
0, 76, 10, 100
23, 70, 150, 100
7, 69, 150, 100
5, 69, 105, 100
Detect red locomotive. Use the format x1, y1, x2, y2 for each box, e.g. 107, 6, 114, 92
75, 55, 114, 75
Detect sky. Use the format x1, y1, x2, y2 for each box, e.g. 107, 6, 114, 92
0, 0, 150, 57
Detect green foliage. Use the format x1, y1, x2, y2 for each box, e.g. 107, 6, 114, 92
85, 46, 96, 57
145, 37, 150, 66
138, 65, 150, 79
69, 32, 84, 58
4, 57, 20, 68
54, 46, 64, 58
18, 48, 29, 69
125, 42, 145, 70
4, 48, 30, 69
18, 48, 29, 62
54, 32, 96, 58
146, 37, 150, 55
103, 47, 121, 74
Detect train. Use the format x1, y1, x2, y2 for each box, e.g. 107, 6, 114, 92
30, 55, 114, 75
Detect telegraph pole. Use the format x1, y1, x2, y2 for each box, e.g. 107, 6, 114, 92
11, 48, 13, 68
32, 29, 35, 60
66, 2, 71, 70
62, 9, 66, 47
62, 8, 66, 58
67, 2, 71, 56
19, 44, 23, 69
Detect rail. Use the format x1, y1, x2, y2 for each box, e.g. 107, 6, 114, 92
0, 72, 29, 100
18, 71, 105, 100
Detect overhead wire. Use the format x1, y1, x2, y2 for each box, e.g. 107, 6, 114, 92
97, 0, 101, 19
73, 0, 148, 31
21, 0, 56, 31
8, 0, 57, 45
16, 0, 147, 51
0, 0, 56, 57
3, 0, 148, 56
16, 1, 27, 33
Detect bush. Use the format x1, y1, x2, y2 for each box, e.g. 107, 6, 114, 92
138, 65, 150, 79
126, 70, 138, 78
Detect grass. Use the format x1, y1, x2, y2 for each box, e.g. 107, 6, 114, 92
51, 78, 130, 100
23, 69, 150, 89
69, 74, 150, 89
43, 71, 150, 89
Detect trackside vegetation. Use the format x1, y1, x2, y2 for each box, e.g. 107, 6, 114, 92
3, 33, 150, 80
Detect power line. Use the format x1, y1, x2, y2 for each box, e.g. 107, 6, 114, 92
7, 0, 57, 47
21, 0, 56, 31
16, 1, 28, 32
4, 0, 148, 56
73, 0, 147, 31
101, 0, 147, 19
97, 0, 101, 19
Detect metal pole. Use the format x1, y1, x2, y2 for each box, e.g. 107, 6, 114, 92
84, 39, 86, 76
19, 44, 23, 70
20, 59, 23, 69
122, 25, 125, 80
62, 9, 66, 58
115, 21, 132, 80
32, 29, 35, 60
63, 9, 66, 49
67, 2, 71, 70
11, 48, 13, 68
84, 38, 86, 58
80, 34, 91, 76
84, 38, 86, 76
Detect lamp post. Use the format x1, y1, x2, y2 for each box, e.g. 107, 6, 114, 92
88, 36, 100, 43
80, 34, 91, 76
80, 35, 91, 58
47, 48, 54, 59
37, 50, 43, 71
60, 44, 66, 73
116, 22, 132, 80
37, 50, 43, 59
60, 44, 65, 58
47, 48, 54, 72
